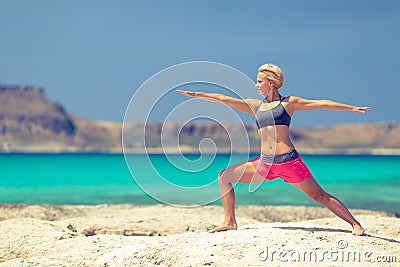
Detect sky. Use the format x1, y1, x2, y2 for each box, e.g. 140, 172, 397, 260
1, 0, 399, 127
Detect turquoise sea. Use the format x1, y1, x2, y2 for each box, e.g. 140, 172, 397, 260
0, 153, 399, 214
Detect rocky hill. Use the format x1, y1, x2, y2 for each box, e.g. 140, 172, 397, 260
289, 122, 400, 154
123, 121, 400, 154
0, 85, 121, 152
0, 84, 399, 154
0, 85, 75, 135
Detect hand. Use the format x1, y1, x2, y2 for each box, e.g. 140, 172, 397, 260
176, 89, 200, 97
351, 106, 370, 114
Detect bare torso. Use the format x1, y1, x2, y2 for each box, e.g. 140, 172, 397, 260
254, 98, 295, 155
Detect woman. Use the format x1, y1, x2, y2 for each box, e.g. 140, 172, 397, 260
176, 63, 369, 236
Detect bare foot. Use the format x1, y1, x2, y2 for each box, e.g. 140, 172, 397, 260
209, 223, 237, 233
352, 224, 365, 236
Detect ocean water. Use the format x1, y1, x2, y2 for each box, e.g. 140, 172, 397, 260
0, 153, 399, 214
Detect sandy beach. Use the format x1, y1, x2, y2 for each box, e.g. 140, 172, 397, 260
0, 204, 399, 266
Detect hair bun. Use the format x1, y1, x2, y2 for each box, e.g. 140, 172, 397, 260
258, 64, 284, 89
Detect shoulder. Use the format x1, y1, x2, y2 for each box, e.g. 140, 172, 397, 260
243, 98, 262, 113
282, 95, 305, 103
282, 96, 314, 107
283, 95, 327, 111
281, 95, 316, 113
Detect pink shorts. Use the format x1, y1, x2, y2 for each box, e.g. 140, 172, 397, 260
251, 155, 313, 184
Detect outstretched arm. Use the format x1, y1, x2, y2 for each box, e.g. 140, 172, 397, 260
176, 90, 259, 114
289, 96, 370, 114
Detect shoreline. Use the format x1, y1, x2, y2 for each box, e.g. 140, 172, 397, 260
1, 149, 400, 155
1, 204, 399, 266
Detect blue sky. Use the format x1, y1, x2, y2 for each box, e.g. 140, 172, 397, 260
1, 0, 399, 127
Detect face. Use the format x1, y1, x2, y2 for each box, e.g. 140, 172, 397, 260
256, 73, 273, 95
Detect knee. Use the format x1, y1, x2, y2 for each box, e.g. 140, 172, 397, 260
312, 192, 331, 204
218, 169, 225, 180
218, 169, 227, 184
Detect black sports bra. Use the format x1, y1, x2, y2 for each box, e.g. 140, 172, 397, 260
255, 95, 291, 128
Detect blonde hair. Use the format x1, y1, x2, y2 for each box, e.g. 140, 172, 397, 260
258, 63, 284, 89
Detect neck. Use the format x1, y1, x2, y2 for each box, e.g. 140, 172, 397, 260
264, 91, 280, 102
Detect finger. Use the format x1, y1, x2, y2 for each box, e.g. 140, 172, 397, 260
176, 90, 189, 96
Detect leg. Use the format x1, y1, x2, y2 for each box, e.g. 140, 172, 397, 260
210, 160, 265, 233
291, 177, 365, 236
